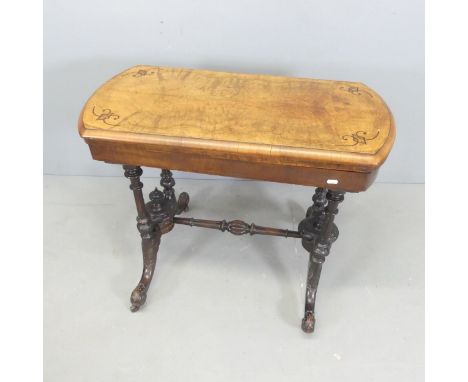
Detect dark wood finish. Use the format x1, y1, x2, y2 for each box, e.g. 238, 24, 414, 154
173, 216, 302, 238
176, 192, 190, 214
123, 165, 190, 311
121, 166, 347, 331
160, 169, 176, 201
123, 165, 161, 312
299, 189, 346, 333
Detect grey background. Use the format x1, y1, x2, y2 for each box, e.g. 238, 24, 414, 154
44, 0, 424, 183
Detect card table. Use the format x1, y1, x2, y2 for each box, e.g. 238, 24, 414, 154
79, 65, 395, 333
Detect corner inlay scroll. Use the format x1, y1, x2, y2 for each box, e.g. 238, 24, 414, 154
92, 106, 120, 126
340, 86, 373, 97
339, 130, 380, 146
133, 69, 155, 78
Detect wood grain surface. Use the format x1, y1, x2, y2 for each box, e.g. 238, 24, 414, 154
79, 65, 396, 191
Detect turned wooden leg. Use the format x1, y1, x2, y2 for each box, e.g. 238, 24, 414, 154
299, 188, 345, 333
305, 187, 327, 219
160, 169, 176, 200
160, 169, 190, 214
123, 165, 162, 312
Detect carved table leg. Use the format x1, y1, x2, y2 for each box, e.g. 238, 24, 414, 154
160, 169, 190, 214
299, 188, 345, 333
130, 227, 161, 312
302, 258, 323, 333
123, 165, 161, 312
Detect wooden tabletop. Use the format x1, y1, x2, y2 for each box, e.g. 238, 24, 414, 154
79, 65, 395, 191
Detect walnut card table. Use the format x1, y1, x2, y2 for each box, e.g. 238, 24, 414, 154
78, 65, 395, 333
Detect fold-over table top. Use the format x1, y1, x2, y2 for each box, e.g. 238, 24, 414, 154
79, 65, 395, 190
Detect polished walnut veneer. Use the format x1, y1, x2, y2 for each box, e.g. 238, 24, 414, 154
79, 65, 395, 192
79, 65, 395, 333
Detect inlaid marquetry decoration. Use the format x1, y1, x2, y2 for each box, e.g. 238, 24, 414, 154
339, 130, 380, 146
132, 68, 155, 77
79, 65, 395, 190
82, 65, 392, 150
92, 106, 120, 126
339, 86, 374, 97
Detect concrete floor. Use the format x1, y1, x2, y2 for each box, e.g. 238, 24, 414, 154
44, 176, 424, 381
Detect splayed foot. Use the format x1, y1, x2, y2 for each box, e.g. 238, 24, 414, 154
301, 312, 315, 333
130, 283, 146, 313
